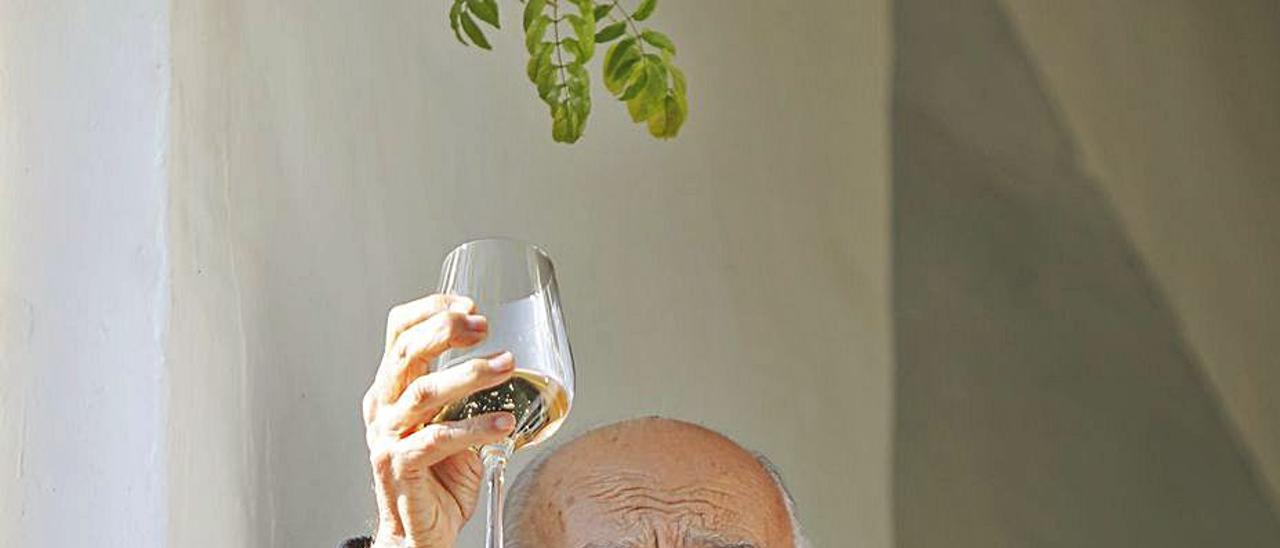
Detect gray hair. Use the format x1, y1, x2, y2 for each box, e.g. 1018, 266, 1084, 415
503, 447, 553, 548
751, 452, 813, 548
504, 441, 811, 547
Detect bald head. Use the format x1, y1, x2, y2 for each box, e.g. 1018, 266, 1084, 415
507, 417, 797, 548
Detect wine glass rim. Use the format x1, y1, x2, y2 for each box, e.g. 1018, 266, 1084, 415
448, 237, 553, 260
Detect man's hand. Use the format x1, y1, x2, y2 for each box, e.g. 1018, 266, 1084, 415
363, 294, 517, 548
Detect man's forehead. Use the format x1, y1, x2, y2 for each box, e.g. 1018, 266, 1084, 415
563, 467, 744, 513
519, 419, 793, 548
541, 418, 768, 478
582, 529, 760, 548
534, 436, 780, 508
558, 476, 761, 548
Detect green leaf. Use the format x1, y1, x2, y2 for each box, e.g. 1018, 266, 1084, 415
537, 83, 560, 108
468, 0, 500, 29
606, 54, 639, 95
567, 62, 590, 93
640, 29, 675, 54
614, 56, 641, 87
603, 37, 638, 92
459, 12, 492, 49
527, 42, 553, 82
595, 21, 626, 43
593, 4, 613, 20
551, 100, 586, 143
632, 0, 657, 21
566, 14, 596, 61
578, 34, 596, 63
562, 38, 582, 61
647, 93, 685, 138
449, 1, 469, 46
645, 63, 668, 99
626, 96, 651, 123
603, 37, 631, 76
627, 62, 667, 121
552, 104, 573, 142
523, 0, 545, 30
669, 63, 687, 96
642, 52, 667, 71
537, 85, 559, 107
571, 98, 590, 135
619, 69, 648, 100
536, 63, 559, 103
525, 15, 551, 53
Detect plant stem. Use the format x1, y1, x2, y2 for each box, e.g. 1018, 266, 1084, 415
609, 0, 648, 56
608, 0, 676, 95
550, 0, 568, 95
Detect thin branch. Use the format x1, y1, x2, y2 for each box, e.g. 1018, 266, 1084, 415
551, 0, 568, 98
609, 0, 648, 56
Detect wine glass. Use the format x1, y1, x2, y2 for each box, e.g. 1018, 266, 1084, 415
431, 238, 575, 548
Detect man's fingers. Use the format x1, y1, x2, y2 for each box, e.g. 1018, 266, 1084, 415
383, 352, 516, 432
393, 311, 489, 362
393, 413, 516, 471
372, 310, 488, 404
384, 294, 475, 351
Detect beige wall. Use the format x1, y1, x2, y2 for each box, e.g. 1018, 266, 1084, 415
169, 1, 890, 546
996, 0, 1280, 508
893, 0, 1280, 546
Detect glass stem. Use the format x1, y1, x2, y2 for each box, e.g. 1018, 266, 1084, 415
482, 442, 513, 548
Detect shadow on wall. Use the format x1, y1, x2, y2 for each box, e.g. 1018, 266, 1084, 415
891, 0, 1280, 546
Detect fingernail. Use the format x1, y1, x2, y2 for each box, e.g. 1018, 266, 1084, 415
493, 414, 515, 430
464, 314, 488, 332
488, 352, 514, 372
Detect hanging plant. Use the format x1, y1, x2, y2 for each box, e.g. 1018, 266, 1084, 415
447, 0, 688, 144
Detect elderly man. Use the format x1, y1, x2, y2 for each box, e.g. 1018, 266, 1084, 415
350, 294, 808, 547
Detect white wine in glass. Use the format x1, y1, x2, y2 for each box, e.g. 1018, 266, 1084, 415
431, 238, 575, 548
433, 369, 570, 451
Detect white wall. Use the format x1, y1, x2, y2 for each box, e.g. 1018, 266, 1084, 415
168, 1, 890, 547
166, 0, 255, 543
999, 0, 1280, 509
0, 0, 170, 545
7, 1, 1277, 546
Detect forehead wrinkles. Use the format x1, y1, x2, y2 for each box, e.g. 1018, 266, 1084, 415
566, 470, 742, 527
